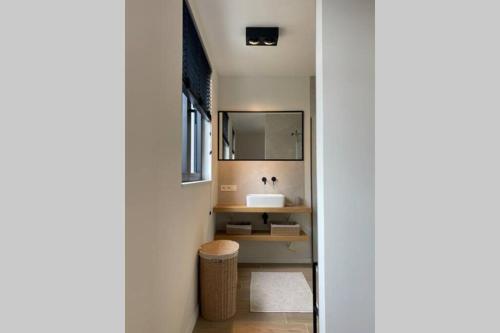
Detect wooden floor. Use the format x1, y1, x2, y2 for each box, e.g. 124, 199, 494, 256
192, 264, 314, 333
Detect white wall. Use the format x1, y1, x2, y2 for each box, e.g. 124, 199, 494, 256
316, 0, 374, 332
219, 76, 312, 206
218, 76, 312, 263
126, 1, 217, 332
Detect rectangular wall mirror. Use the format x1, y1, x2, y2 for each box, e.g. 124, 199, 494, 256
218, 111, 304, 161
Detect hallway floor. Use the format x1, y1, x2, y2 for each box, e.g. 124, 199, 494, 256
192, 264, 314, 333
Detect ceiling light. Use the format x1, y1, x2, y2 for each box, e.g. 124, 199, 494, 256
246, 27, 279, 46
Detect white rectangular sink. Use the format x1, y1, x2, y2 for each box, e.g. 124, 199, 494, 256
246, 194, 285, 208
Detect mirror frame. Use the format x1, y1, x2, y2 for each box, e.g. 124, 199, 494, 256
217, 110, 305, 161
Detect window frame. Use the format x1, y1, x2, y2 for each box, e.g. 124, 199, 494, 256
181, 0, 212, 184
182, 92, 206, 183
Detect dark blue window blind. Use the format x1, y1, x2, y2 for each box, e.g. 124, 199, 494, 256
183, 1, 212, 120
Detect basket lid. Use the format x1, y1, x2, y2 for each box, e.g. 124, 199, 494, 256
199, 240, 239, 260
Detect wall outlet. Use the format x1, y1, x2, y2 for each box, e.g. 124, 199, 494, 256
221, 185, 237, 192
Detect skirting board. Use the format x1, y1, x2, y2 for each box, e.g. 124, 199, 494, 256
238, 257, 312, 264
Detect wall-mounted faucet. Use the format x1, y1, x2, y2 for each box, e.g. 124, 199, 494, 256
261, 177, 267, 185
271, 176, 277, 185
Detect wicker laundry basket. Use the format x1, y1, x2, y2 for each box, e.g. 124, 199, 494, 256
199, 240, 239, 321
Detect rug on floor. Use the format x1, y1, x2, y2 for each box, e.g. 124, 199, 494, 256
250, 272, 313, 313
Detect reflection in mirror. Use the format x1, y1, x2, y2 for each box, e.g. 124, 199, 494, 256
218, 111, 303, 160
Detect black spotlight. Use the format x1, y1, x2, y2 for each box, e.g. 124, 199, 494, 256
246, 27, 279, 46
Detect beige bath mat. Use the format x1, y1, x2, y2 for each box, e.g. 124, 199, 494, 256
250, 272, 313, 313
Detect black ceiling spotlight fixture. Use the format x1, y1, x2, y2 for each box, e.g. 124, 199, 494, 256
246, 27, 279, 46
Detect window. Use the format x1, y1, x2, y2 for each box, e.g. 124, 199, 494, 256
182, 92, 206, 182
182, 0, 212, 183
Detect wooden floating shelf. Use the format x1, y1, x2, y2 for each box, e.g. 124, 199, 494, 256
214, 231, 309, 242
213, 204, 312, 214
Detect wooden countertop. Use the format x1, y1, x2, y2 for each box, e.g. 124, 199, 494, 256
214, 231, 309, 242
213, 204, 312, 213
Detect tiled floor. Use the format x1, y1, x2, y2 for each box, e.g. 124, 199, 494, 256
192, 264, 314, 333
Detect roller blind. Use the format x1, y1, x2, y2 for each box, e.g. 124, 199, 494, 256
183, 1, 212, 120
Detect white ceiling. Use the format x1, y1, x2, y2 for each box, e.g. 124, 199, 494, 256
190, 0, 315, 77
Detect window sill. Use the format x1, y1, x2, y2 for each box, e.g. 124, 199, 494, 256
181, 179, 212, 186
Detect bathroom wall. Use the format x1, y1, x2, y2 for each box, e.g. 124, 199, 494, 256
126, 0, 217, 332
218, 161, 305, 205
218, 76, 312, 205
217, 76, 313, 263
